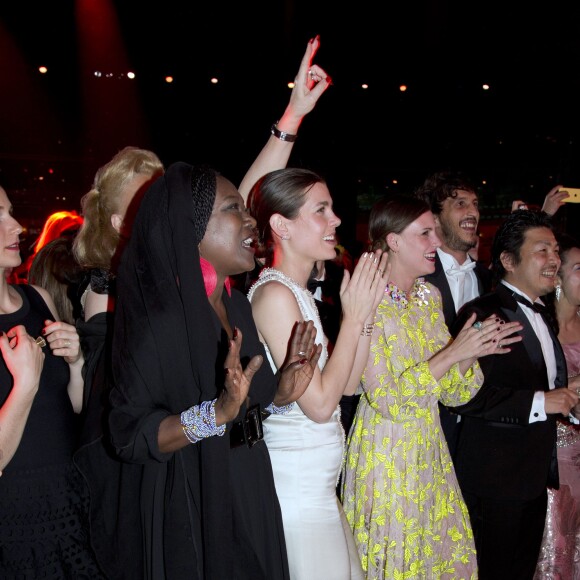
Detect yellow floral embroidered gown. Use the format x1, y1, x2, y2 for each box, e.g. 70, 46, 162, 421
341, 279, 482, 580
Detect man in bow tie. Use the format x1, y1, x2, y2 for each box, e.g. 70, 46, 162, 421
414, 171, 493, 456
451, 210, 578, 580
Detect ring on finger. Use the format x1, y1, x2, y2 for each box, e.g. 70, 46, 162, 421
308, 69, 314, 78
297, 351, 307, 357
64, 339, 71, 348
35, 336, 47, 348
472, 321, 483, 331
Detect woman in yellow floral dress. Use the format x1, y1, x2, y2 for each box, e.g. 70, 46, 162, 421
341, 195, 523, 580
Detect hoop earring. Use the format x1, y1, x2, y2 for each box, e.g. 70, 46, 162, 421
555, 284, 562, 302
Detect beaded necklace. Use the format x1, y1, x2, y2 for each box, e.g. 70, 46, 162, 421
385, 277, 430, 308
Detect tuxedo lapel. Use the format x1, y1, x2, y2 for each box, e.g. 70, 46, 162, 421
496, 284, 549, 384
426, 254, 456, 328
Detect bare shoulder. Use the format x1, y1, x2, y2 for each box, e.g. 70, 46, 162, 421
250, 280, 303, 323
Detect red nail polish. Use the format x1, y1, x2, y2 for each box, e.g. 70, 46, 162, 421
233, 327, 238, 339
299, 359, 307, 365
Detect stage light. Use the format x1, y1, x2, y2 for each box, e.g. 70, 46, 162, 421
38, 66, 48, 74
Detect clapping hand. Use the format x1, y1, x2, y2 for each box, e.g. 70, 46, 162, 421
215, 328, 263, 425
339, 250, 390, 326
451, 313, 523, 362
274, 320, 322, 407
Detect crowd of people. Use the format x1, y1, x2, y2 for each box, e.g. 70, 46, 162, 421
1, 36, 580, 580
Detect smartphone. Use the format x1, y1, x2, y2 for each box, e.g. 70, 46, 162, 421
559, 187, 580, 203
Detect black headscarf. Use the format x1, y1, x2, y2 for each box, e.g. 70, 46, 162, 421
110, 162, 234, 578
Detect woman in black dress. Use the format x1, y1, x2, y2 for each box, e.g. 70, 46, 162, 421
0, 185, 103, 578
108, 163, 320, 579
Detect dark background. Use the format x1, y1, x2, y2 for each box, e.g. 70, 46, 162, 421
1, 0, 579, 254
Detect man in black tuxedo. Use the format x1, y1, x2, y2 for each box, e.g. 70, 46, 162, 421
451, 210, 578, 579
415, 171, 492, 456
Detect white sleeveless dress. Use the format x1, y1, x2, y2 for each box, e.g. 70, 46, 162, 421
248, 268, 363, 580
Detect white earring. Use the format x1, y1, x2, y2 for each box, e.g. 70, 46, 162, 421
555, 284, 562, 302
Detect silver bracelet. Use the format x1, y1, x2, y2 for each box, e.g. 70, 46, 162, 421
271, 122, 297, 143
361, 323, 374, 336
181, 399, 226, 444
266, 402, 295, 415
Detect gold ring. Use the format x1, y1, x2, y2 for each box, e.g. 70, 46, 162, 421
64, 339, 71, 348
35, 336, 47, 348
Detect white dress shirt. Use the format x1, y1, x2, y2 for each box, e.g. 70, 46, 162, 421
439, 249, 479, 313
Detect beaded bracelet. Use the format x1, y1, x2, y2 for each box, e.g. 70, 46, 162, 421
266, 402, 295, 415
361, 323, 374, 336
181, 399, 226, 444
271, 122, 297, 143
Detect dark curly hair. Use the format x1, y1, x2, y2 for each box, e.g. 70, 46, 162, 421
414, 170, 478, 216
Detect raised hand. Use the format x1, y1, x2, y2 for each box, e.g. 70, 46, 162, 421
541, 185, 570, 216
215, 328, 263, 425
274, 320, 322, 407
285, 35, 332, 121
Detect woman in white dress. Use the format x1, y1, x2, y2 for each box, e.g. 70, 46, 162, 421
247, 168, 389, 579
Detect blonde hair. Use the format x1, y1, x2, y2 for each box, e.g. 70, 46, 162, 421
73, 147, 163, 271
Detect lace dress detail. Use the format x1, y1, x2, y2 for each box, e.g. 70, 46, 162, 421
341, 279, 481, 579
247, 268, 363, 580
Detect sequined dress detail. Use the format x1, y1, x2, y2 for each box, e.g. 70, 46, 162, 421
248, 268, 363, 580
341, 279, 481, 579
534, 340, 580, 579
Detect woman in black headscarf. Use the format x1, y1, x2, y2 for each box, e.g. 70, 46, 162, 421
108, 163, 320, 579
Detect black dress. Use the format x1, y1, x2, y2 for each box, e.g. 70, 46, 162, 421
91, 163, 289, 579
0, 285, 103, 579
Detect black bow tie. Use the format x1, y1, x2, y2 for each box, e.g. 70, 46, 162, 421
511, 292, 547, 314
307, 279, 326, 294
